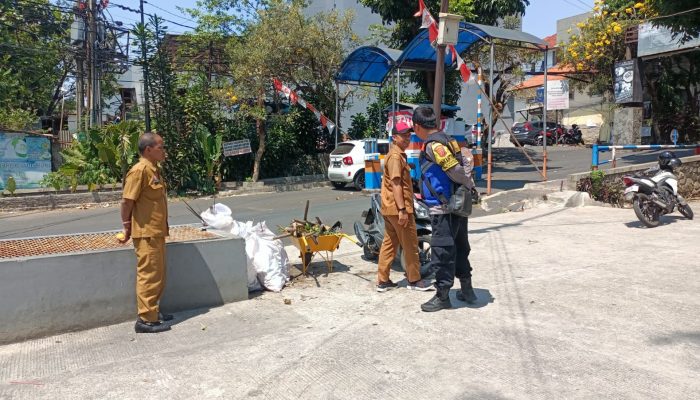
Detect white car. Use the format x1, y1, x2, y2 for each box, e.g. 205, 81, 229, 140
328, 139, 389, 189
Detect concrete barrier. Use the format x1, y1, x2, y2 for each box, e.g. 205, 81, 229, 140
0, 232, 247, 344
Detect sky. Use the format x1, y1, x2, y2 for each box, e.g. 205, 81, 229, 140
522, 0, 595, 38
104, 0, 596, 40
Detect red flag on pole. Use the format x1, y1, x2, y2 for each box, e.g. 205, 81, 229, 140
456, 54, 471, 83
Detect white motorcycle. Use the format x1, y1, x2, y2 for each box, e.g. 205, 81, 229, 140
623, 151, 693, 228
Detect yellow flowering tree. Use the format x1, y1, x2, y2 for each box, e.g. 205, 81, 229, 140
559, 0, 656, 96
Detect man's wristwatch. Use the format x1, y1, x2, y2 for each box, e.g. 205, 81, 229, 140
398, 207, 406, 212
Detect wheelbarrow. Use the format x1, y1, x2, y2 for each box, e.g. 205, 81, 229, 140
289, 233, 360, 275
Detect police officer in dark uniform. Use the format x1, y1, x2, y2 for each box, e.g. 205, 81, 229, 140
412, 106, 477, 312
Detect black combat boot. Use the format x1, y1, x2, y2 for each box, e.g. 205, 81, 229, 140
456, 277, 477, 304
420, 287, 452, 312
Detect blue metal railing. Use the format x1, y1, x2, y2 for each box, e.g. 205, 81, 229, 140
591, 144, 700, 169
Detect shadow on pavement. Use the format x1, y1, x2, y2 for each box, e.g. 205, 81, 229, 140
450, 288, 494, 309
624, 215, 684, 229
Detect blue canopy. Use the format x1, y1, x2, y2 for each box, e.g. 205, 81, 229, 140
335, 22, 545, 86
334, 46, 402, 87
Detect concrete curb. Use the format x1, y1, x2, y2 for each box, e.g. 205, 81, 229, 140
0, 175, 331, 212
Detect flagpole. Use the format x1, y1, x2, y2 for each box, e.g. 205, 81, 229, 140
432, 0, 449, 117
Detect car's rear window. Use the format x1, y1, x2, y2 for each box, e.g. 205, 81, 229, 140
330, 143, 355, 155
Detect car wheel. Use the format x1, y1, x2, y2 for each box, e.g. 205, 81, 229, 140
353, 171, 365, 190
331, 181, 346, 189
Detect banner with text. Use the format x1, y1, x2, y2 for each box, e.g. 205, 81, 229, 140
0, 132, 52, 190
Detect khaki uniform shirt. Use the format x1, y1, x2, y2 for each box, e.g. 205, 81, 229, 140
123, 158, 169, 238
380, 144, 414, 216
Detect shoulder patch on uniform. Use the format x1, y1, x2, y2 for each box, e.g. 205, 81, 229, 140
430, 142, 459, 171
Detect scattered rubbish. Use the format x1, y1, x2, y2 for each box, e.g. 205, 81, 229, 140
283, 298, 292, 305
200, 323, 207, 331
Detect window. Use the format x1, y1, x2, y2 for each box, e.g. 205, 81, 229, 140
330, 143, 354, 155
377, 143, 390, 155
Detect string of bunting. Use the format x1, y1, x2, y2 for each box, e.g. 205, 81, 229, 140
272, 79, 336, 133
414, 0, 472, 83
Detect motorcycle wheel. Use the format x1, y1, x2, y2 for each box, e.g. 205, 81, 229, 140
633, 193, 661, 227
679, 203, 694, 220
534, 136, 543, 146
398, 235, 433, 279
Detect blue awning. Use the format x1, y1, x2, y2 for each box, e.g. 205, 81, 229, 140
335, 22, 544, 86
398, 22, 545, 70
334, 46, 402, 87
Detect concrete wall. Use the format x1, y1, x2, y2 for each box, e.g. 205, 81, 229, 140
568, 154, 700, 201
0, 236, 247, 344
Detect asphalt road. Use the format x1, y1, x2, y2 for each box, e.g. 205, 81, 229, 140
1, 147, 693, 240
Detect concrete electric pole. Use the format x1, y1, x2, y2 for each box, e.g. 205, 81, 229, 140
432, 0, 449, 117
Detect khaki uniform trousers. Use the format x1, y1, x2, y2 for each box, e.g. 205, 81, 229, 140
377, 214, 421, 283
133, 237, 166, 322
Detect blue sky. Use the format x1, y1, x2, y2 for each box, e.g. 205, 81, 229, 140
522, 0, 595, 38
105, 0, 595, 39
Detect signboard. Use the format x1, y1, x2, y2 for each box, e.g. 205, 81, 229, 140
0, 132, 52, 190
638, 22, 700, 59
535, 87, 544, 103
613, 60, 643, 103
546, 80, 570, 110
222, 139, 252, 156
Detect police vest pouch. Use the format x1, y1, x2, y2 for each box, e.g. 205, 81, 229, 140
448, 185, 472, 217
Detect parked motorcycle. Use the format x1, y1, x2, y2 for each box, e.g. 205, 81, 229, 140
534, 130, 555, 146
354, 193, 433, 278
557, 124, 584, 145
623, 151, 693, 227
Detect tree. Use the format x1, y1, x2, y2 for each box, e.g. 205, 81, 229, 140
198, 0, 355, 181
649, 0, 700, 41
360, 0, 530, 101
0, 0, 72, 118
559, 0, 699, 142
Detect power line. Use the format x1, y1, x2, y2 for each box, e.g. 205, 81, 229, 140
109, 1, 196, 30
143, 1, 193, 23
645, 6, 700, 22
561, 0, 589, 13
572, 0, 593, 10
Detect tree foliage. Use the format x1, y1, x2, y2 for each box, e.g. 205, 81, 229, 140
559, 0, 699, 142
0, 0, 72, 117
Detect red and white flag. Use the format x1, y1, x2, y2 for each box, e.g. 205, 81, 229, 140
456, 54, 471, 83
272, 78, 338, 133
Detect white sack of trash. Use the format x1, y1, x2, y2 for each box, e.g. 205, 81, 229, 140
201, 203, 290, 292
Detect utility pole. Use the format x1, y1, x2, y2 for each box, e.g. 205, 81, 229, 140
85, 0, 102, 128
75, 0, 84, 132
140, 0, 151, 131
432, 0, 449, 117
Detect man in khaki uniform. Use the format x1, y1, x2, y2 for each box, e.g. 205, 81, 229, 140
376, 122, 434, 292
119, 132, 172, 333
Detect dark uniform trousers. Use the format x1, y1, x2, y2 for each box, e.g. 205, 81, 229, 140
429, 213, 472, 290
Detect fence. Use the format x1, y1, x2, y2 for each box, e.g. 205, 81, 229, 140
591, 143, 700, 170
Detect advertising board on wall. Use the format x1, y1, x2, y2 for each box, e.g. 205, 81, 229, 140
613, 59, 643, 104
0, 132, 52, 190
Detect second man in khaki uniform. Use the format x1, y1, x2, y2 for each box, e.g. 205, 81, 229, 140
376, 122, 434, 292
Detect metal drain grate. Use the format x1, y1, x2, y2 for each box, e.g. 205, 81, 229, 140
0, 226, 218, 260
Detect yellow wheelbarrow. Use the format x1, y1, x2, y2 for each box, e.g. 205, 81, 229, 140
289, 233, 360, 275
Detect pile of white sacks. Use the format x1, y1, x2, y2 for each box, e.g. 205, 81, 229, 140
200, 204, 290, 292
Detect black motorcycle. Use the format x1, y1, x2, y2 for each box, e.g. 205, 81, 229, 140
557, 124, 584, 145
354, 193, 433, 278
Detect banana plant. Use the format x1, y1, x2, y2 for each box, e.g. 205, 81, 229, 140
194, 124, 223, 193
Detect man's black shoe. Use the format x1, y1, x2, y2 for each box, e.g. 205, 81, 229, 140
456, 278, 478, 304
421, 288, 452, 312
134, 319, 171, 333
159, 312, 174, 322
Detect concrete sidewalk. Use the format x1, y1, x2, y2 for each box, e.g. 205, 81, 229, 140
1, 203, 699, 399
